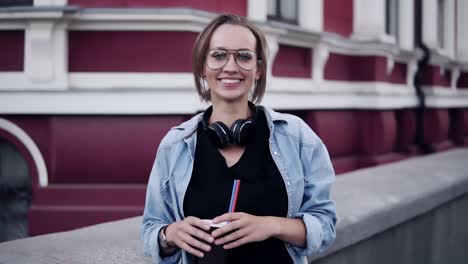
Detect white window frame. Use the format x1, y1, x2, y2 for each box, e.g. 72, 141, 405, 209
248, 0, 323, 32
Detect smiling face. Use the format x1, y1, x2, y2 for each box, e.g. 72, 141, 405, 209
203, 24, 261, 104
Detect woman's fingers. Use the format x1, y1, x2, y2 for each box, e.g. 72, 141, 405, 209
184, 224, 214, 244
179, 232, 212, 252
214, 226, 249, 245
178, 241, 205, 258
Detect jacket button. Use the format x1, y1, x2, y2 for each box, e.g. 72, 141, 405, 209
287, 181, 290, 186
273, 151, 278, 155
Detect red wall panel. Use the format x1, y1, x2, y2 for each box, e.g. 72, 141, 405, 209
325, 54, 383, 82
324, 54, 407, 84
68, 31, 198, 72
422, 66, 451, 87
324, 0, 353, 37
389, 63, 407, 84
68, 0, 247, 16
360, 111, 397, 155
458, 72, 468, 88
4, 116, 184, 184
272, 45, 312, 78
423, 109, 453, 151
0, 30, 24, 71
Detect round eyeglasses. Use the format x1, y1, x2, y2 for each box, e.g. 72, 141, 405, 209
206, 49, 258, 71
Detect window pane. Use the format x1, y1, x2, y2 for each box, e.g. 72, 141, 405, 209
280, 0, 297, 21
0, 0, 33, 6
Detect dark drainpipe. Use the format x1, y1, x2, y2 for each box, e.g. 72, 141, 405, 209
413, 0, 434, 153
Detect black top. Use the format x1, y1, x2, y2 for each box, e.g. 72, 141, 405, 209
183, 109, 293, 264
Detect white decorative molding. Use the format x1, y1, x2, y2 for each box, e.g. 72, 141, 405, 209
68, 73, 194, 90
386, 56, 395, 75
298, 0, 323, 32
247, 0, 267, 22
24, 20, 68, 90
451, 68, 460, 90
312, 43, 329, 84
265, 34, 279, 83
407, 59, 418, 88
0, 118, 48, 187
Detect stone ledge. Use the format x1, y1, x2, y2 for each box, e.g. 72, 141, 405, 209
1, 148, 467, 263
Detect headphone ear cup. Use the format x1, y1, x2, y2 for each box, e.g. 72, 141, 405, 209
231, 119, 255, 146
206, 121, 232, 148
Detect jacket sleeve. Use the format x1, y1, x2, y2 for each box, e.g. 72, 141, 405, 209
290, 124, 337, 257
141, 145, 182, 264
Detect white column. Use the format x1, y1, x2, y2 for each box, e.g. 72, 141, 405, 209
352, 0, 386, 41
399, 0, 414, 50
298, 0, 323, 32
422, 0, 438, 49
24, 21, 68, 90
247, 0, 267, 22
456, 0, 468, 61
34, 0, 67, 6
444, 0, 455, 57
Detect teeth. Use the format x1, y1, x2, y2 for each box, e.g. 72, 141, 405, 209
220, 79, 240, 84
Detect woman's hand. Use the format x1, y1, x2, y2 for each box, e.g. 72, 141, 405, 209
165, 216, 214, 257
211, 212, 278, 249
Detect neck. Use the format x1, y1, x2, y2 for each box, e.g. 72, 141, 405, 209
209, 100, 251, 128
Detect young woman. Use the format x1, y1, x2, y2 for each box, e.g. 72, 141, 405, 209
142, 14, 336, 264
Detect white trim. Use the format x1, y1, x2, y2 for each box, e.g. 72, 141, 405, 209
423, 0, 438, 49
298, 0, 323, 32
0, 118, 48, 187
34, 0, 67, 6
247, 0, 267, 22
69, 73, 194, 90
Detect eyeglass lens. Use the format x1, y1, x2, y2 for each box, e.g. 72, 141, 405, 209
206, 49, 257, 71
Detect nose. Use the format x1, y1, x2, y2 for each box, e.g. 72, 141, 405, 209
223, 53, 238, 72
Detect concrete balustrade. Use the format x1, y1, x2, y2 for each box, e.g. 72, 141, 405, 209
1, 149, 468, 263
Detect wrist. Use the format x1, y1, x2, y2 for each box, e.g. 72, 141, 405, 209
266, 216, 282, 238
164, 224, 176, 247
159, 225, 176, 250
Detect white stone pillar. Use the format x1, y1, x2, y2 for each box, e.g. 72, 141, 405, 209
298, 0, 323, 32
456, 0, 468, 61
399, 0, 414, 50
34, 0, 67, 6
247, 0, 267, 22
422, 0, 438, 49
352, 0, 387, 41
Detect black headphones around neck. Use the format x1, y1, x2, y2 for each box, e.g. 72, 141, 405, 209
201, 102, 257, 149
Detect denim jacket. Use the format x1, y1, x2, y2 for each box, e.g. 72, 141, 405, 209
141, 106, 337, 264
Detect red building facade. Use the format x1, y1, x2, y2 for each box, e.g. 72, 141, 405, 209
0, 0, 467, 237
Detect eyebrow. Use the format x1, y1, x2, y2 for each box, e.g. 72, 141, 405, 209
211, 47, 255, 51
